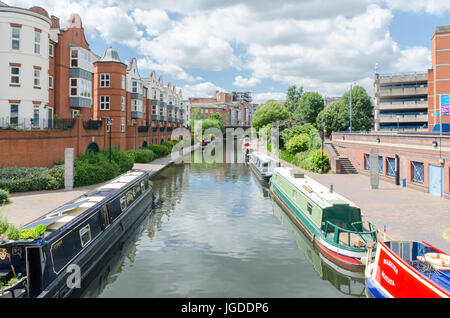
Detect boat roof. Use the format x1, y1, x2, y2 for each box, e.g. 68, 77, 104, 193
251, 151, 280, 163
29, 170, 148, 230
273, 167, 359, 210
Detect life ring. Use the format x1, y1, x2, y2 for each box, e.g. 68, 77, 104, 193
422, 253, 450, 270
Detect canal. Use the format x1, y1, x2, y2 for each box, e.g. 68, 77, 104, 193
77, 154, 365, 298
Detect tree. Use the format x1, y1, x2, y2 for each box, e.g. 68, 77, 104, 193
341, 85, 373, 132
316, 101, 349, 137
191, 108, 204, 120
284, 85, 304, 113
209, 113, 223, 123
316, 86, 373, 137
252, 100, 290, 132
294, 92, 325, 125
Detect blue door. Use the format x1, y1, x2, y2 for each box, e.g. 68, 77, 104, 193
429, 164, 443, 197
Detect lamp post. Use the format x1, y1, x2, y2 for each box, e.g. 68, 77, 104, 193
321, 119, 325, 174
349, 82, 355, 133
107, 117, 113, 163
396, 115, 400, 132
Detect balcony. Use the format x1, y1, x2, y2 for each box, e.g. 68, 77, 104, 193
377, 73, 428, 85
378, 86, 427, 98
131, 93, 143, 100
159, 115, 167, 121
131, 111, 143, 119
377, 99, 427, 111
70, 97, 91, 108
377, 113, 428, 124
152, 100, 166, 107
152, 115, 160, 121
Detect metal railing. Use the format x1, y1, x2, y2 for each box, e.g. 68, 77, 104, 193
323, 220, 377, 247
0, 118, 76, 130
82, 119, 102, 130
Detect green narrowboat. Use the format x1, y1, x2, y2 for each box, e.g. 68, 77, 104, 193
269, 167, 377, 271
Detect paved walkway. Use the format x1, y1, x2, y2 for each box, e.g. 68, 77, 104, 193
277, 157, 450, 251
1, 146, 195, 227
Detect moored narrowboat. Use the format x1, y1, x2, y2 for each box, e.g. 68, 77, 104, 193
249, 152, 280, 182
269, 167, 377, 271
365, 240, 450, 298
0, 169, 153, 298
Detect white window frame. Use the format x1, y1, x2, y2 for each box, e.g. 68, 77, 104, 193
79, 224, 92, 248
70, 78, 78, 96
71, 109, 80, 118
49, 43, 54, 57
10, 66, 20, 84
49, 75, 53, 89
121, 96, 126, 111
100, 73, 110, 88
100, 96, 110, 110
34, 30, 41, 54
32, 105, 40, 128
10, 104, 19, 125
34, 69, 41, 88
121, 117, 125, 132
11, 27, 20, 50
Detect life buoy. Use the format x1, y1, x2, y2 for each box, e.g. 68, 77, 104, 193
420, 253, 450, 270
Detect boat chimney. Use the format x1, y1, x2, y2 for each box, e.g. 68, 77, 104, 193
329, 184, 333, 193
290, 168, 304, 178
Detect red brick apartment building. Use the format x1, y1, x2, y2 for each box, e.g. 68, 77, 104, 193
0, 3, 190, 168
327, 26, 450, 199
189, 91, 253, 127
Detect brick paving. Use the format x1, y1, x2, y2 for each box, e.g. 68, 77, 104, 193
279, 158, 450, 251
0, 147, 192, 227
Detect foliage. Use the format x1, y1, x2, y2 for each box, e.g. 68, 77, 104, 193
191, 108, 204, 121
281, 123, 320, 149
284, 85, 304, 113
308, 149, 330, 173
316, 101, 349, 137
100, 147, 134, 173
0, 166, 65, 193
252, 100, 290, 132
130, 149, 156, 163
294, 92, 325, 125
209, 113, 223, 123
285, 134, 310, 154
0, 213, 46, 243
148, 144, 170, 157
74, 151, 121, 187
0, 189, 10, 204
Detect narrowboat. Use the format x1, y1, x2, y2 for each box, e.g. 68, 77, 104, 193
0, 169, 153, 298
365, 240, 450, 298
249, 152, 280, 182
269, 167, 378, 271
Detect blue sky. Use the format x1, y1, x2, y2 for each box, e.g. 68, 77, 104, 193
6, 0, 450, 103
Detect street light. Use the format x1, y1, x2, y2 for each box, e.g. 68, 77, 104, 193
350, 82, 356, 133
396, 115, 400, 132
107, 117, 113, 163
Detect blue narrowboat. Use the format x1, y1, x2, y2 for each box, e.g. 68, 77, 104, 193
249, 151, 280, 182
0, 169, 153, 298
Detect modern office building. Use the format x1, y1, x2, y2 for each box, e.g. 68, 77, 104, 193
374, 72, 428, 132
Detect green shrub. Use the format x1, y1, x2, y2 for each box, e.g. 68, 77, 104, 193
286, 134, 310, 154
281, 123, 320, 150
74, 154, 121, 187
0, 189, 10, 204
132, 149, 156, 163
100, 148, 134, 173
308, 149, 330, 173
0, 166, 65, 193
148, 144, 169, 158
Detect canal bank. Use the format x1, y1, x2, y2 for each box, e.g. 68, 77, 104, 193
1, 145, 198, 227
263, 148, 450, 251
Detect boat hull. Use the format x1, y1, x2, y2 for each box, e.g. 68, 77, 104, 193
249, 161, 271, 182
365, 241, 450, 298
38, 188, 153, 298
269, 183, 366, 272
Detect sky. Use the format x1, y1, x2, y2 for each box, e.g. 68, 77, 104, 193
5, 0, 450, 103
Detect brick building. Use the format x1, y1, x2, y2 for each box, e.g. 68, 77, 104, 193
0, 3, 190, 167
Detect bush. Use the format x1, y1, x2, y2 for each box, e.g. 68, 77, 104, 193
131, 149, 156, 163
281, 124, 321, 150
74, 154, 121, 187
0, 189, 10, 204
0, 166, 65, 193
148, 144, 169, 158
308, 149, 330, 173
100, 148, 134, 173
285, 134, 310, 154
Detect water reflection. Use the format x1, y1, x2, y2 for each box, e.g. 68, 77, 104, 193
77, 155, 365, 298
270, 200, 366, 297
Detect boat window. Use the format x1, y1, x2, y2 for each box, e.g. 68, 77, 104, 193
292, 189, 297, 201
79, 224, 91, 248
307, 202, 312, 215
141, 181, 146, 191
126, 190, 134, 206
262, 163, 268, 167
135, 184, 142, 197
120, 196, 127, 211
100, 207, 109, 230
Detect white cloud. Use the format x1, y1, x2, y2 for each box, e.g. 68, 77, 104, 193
232, 75, 261, 88
137, 58, 201, 82
181, 82, 226, 98
252, 92, 286, 104
384, 0, 450, 15
132, 8, 172, 36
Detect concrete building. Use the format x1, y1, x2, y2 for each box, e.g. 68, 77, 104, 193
0, 4, 51, 129
374, 72, 428, 132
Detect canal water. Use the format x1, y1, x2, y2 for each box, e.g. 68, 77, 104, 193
78, 155, 365, 298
